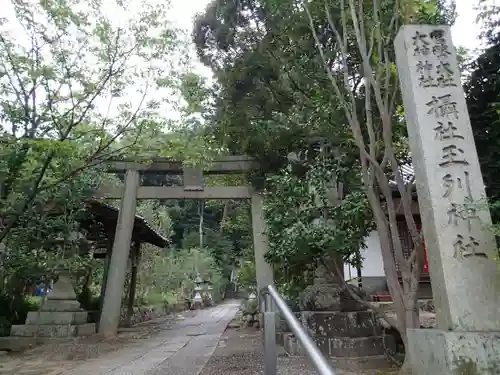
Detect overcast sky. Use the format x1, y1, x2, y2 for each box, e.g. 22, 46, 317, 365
4, 0, 493, 81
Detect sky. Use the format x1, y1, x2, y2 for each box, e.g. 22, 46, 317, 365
451, 0, 494, 52
1, 0, 495, 127
3, 0, 494, 84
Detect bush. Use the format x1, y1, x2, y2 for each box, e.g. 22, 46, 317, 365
136, 247, 229, 307
137, 291, 179, 308
237, 261, 256, 294
0, 293, 42, 336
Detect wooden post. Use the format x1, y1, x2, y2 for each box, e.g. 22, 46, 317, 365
126, 242, 140, 327
97, 247, 112, 331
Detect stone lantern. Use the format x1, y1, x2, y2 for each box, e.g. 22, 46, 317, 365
201, 275, 214, 307
191, 273, 204, 310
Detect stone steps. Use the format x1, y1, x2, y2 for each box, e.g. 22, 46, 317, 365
10, 323, 96, 337
282, 331, 399, 371
282, 332, 396, 357
25, 311, 88, 325
277, 309, 399, 371
328, 354, 402, 372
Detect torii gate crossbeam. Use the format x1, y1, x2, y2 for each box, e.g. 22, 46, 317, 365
97, 156, 274, 337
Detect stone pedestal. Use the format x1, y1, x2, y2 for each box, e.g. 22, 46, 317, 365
10, 275, 95, 338
289, 264, 394, 370
202, 285, 214, 306
191, 290, 203, 310
407, 329, 500, 374
283, 311, 396, 371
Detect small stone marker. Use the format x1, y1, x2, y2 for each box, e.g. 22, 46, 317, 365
183, 167, 204, 191
395, 24, 500, 374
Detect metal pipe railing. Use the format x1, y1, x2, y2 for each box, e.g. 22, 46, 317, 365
261, 284, 337, 375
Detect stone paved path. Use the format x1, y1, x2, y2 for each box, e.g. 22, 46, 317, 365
0, 300, 241, 375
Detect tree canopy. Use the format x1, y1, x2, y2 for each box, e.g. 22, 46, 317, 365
193, 0, 456, 177
464, 2, 500, 221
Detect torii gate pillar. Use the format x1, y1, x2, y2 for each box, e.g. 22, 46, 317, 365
98, 169, 139, 337
251, 192, 274, 296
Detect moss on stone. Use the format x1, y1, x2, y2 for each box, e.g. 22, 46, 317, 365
453, 359, 479, 375
453, 357, 500, 375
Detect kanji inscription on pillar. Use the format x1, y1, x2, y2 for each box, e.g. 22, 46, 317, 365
395, 25, 499, 332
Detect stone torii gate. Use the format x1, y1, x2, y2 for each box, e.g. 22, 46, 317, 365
97, 155, 274, 337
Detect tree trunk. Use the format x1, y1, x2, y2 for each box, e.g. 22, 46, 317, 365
199, 200, 204, 248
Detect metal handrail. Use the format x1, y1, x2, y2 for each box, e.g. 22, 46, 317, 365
261, 284, 337, 375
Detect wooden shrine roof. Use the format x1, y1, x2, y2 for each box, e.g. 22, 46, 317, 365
81, 200, 169, 249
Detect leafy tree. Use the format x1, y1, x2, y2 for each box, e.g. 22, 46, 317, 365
476, 0, 500, 46
300, 1, 455, 371
466, 42, 500, 221
264, 154, 374, 299
0, 0, 182, 246
466, 3, 500, 222
194, 0, 456, 371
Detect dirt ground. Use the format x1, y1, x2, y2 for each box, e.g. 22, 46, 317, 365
199, 323, 368, 375
0, 312, 193, 375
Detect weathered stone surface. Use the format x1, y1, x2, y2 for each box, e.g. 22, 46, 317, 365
300, 283, 341, 311
300, 283, 366, 312
49, 275, 77, 301
407, 329, 500, 374
10, 323, 95, 337
41, 299, 81, 312
328, 354, 402, 372
300, 311, 382, 338
99, 169, 139, 338
395, 24, 500, 332
395, 23, 500, 375
25, 311, 87, 325
251, 192, 274, 294
339, 286, 367, 312
282, 332, 395, 358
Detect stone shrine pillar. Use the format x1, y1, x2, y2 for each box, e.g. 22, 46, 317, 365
251, 192, 274, 298
395, 25, 500, 374
99, 169, 140, 337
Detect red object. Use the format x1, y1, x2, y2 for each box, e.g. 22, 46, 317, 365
416, 225, 429, 273
372, 293, 393, 302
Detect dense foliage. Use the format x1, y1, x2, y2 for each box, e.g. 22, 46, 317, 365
193, 0, 458, 370
466, 2, 500, 222
0, 0, 246, 332
193, 0, 456, 179
1, 3, 499, 373
264, 154, 374, 296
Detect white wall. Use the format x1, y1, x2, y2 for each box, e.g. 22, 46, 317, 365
344, 230, 385, 280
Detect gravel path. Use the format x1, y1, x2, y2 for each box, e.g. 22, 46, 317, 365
199, 324, 361, 375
